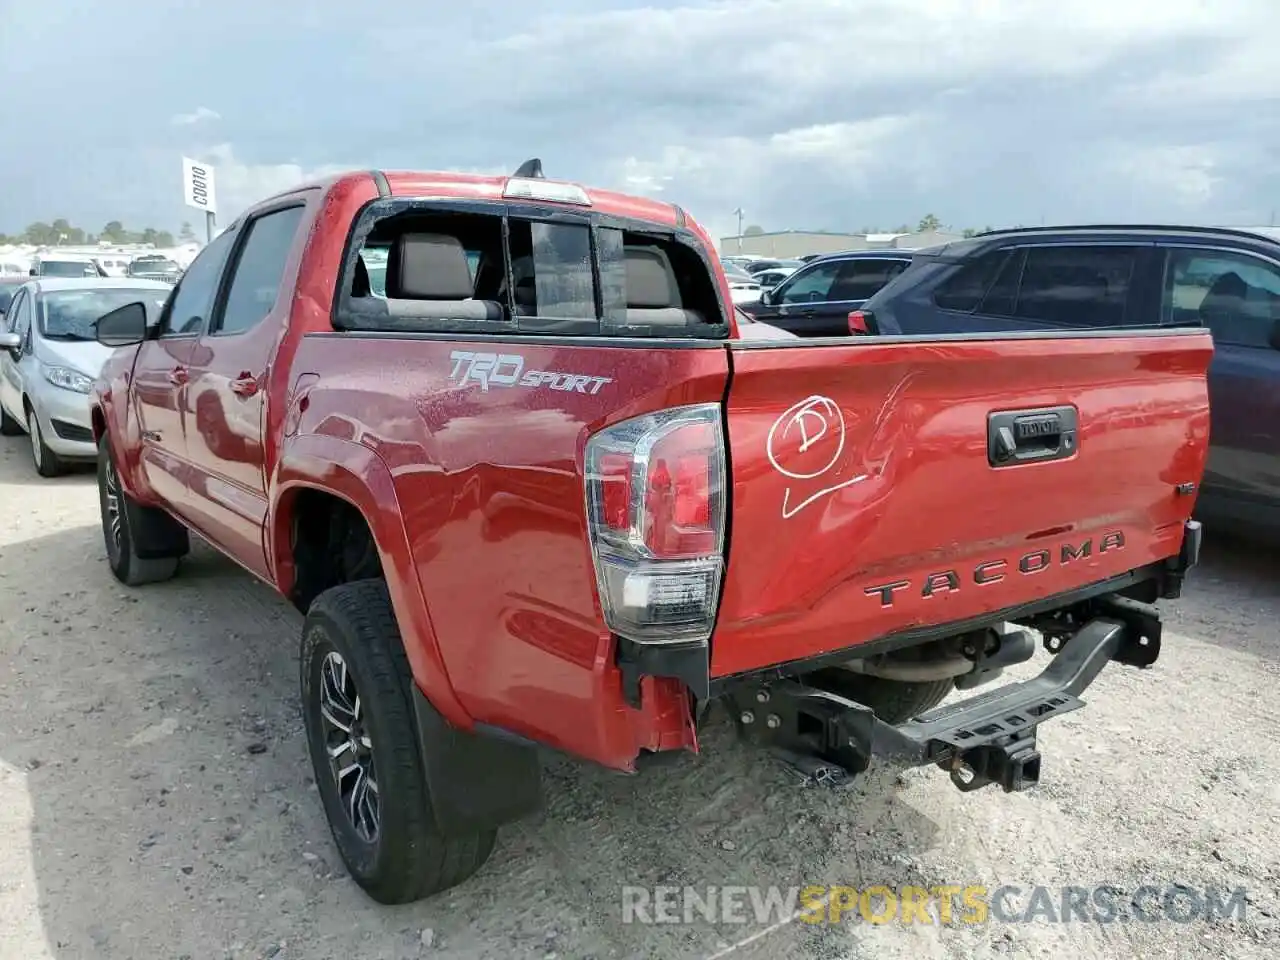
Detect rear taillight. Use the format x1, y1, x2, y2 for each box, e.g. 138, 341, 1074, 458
584, 404, 726, 644
848, 310, 870, 335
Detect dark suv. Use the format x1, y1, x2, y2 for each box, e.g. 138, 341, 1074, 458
739, 249, 912, 336
860, 225, 1280, 536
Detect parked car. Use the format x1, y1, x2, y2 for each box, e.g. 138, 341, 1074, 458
0, 277, 25, 324
89, 165, 1204, 905
0, 278, 172, 475
858, 224, 1280, 536
743, 257, 804, 276
29, 255, 107, 278
732, 305, 794, 339
722, 262, 764, 304
739, 249, 914, 336
750, 266, 796, 288
127, 256, 183, 284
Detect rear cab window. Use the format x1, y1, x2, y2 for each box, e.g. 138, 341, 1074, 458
334, 199, 728, 339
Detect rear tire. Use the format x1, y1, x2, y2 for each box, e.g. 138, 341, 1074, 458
0, 405, 21, 436
28, 408, 65, 478
98, 436, 182, 585
301, 579, 496, 904
806, 669, 954, 724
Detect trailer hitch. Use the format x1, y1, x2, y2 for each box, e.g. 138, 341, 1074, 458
727, 609, 1158, 793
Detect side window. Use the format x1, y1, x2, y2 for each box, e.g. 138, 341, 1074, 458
828, 258, 911, 301
216, 206, 306, 335
776, 261, 841, 304
1015, 246, 1137, 327
162, 228, 237, 336
5, 290, 26, 335
934, 249, 1010, 312
1163, 248, 1280, 347
14, 291, 31, 336
975, 248, 1026, 317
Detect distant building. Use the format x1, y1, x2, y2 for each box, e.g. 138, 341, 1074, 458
720, 229, 965, 259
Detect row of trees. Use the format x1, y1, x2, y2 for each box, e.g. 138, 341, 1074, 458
0, 219, 199, 248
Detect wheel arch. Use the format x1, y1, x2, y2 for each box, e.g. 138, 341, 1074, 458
269, 432, 472, 730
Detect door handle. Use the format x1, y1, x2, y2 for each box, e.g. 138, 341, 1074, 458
167, 367, 189, 386
988, 406, 1078, 466
230, 374, 259, 398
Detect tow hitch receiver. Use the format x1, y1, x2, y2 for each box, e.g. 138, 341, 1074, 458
727, 613, 1159, 793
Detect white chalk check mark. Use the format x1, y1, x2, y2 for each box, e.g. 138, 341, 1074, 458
766, 395, 868, 519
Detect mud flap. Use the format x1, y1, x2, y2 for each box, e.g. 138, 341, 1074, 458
411, 687, 544, 835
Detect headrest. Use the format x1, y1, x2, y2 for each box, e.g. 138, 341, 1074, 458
625, 247, 680, 309
386, 233, 474, 300
1204, 271, 1246, 301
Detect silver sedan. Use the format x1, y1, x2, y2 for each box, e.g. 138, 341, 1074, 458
0, 277, 171, 476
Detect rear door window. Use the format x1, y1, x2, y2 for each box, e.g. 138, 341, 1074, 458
775, 260, 841, 304
827, 258, 911, 301
1014, 246, 1138, 326
214, 205, 305, 336
934, 249, 1010, 312
1163, 248, 1280, 347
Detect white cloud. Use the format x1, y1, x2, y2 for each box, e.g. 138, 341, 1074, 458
2, 0, 1279, 234
195, 144, 347, 219
1107, 144, 1222, 208
170, 106, 221, 126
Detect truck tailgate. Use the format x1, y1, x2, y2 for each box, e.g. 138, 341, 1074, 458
712, 330, 1212, 677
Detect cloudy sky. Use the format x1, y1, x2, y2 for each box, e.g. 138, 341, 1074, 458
1, 0, 1276, 242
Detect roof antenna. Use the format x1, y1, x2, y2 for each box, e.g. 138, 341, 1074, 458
513, 158, 544, 179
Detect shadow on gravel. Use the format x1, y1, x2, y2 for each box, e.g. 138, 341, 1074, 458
0, 522, 946, 960
1169, 527, 1280, 664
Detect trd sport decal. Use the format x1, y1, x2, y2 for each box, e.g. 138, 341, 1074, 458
447, 351, 613, 394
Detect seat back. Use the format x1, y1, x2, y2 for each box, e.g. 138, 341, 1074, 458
384, 233, 503, 321
624, 246, 703, 326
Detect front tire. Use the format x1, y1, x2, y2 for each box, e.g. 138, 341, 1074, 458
98, 436, 182, 585
28, 408, 65, 478
301, 579, 497, 904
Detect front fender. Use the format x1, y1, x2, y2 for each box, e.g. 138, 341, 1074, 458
268, 432, 474, 731
91, 363, 153, 503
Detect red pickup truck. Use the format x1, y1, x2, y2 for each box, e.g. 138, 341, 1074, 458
89, 161, 1210, 904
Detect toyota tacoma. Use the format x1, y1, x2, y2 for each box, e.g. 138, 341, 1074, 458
88, 160, 1209, 904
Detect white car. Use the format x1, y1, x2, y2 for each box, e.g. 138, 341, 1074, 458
0, 278, 172, 476
722, 262, 764, 304
29, 255, 107, 278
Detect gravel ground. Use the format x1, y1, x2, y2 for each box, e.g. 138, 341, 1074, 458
0, 437, 1277, 960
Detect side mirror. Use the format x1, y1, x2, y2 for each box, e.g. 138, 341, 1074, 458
758, 289, 773, 306
0, 330, 20, 351
95, 301, 149, 347
28, 268, 37, 277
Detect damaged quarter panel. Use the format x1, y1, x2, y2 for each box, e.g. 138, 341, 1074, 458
288, 333, 730, 769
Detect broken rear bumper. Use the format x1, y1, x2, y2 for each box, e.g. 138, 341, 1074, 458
724, 594, 1167, 793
